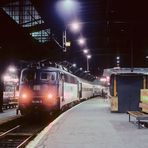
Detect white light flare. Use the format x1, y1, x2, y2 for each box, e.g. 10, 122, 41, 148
87, 54, 92, 59
78, 37, 85, 45
83, 49, 89, 54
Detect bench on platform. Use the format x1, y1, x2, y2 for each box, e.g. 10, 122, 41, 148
127, 103, 148, 129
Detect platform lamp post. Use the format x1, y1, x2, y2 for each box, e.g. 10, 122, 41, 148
63, 21, 81, 52
83, 49, 91, 72
86, 54, 92, 72
78, 37, 86, 46
63, 28, 68, 52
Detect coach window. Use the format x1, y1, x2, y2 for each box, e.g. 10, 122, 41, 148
71, 76, 76, 84
74, 77, 77, 84
64, 74, 68, 82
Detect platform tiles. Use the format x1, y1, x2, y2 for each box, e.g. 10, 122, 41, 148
27, 98, 148, 148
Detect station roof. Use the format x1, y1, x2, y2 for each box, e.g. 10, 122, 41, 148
0, 0, 148, 76
103, 67, 148, 77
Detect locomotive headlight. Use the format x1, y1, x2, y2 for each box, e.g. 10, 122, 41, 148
21, 93, 27, 99
20, 93, 29, 104
47, 93, 53, 99
43, 92, 57, 105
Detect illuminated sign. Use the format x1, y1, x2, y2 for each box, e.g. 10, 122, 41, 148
141, 89, 148, 103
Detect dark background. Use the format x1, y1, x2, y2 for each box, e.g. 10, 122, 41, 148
0, 0, 148, 76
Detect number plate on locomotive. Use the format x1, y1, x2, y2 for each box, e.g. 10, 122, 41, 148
32, 100, 42, 103
33, 85, 40, 90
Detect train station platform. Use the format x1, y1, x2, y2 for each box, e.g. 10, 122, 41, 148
27, 98, 148, 148
0, 108, 20, 125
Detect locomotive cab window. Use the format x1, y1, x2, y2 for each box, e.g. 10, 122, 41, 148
40, 72, 56, 81
21, 70, 36, 83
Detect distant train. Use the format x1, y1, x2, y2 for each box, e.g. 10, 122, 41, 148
3, 81, 19, 109
18, 66, 104, 115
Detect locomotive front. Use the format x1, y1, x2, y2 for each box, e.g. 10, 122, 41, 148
18, 68, 60, 115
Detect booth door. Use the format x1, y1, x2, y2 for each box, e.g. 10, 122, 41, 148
117, 75, 143, 113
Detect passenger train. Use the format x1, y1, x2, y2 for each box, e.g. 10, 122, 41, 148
18, 66, 103, 115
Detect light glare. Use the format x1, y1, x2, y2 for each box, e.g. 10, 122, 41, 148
8, 66, 16, 72
72, 63, 76, 67
116, 56, 120, 60
78, 38, 85, 45
22, 94, 27, 99
87, 55, 92, 59
47, 94, 53, 99
83, 49, 89, 54
70, 21, 80, 32
55, 1, 80, 20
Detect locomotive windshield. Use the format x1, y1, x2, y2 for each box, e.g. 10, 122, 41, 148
21, 69, 36, 83
21, 69, 57, 84
40, 72, 56, 81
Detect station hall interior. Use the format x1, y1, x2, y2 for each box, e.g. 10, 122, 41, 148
0, 0, 148, 148
0, 0, 148, 73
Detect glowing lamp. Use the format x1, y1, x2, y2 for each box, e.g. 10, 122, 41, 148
8, 66, 16, 73
22, 93, 27, 99
70, 21, 80, 32
100, 77, 107, 82
83, 49, 89, 54
66, 41, 71, 47
78, 37, 85, 45
87, 54, 92, 59
47, 93, 53, 99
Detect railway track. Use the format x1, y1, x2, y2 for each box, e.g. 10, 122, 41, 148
0, 101, 79, 147
0, 124, 43, 148
0, 112, 60, 148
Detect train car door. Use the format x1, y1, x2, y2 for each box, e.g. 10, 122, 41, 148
78, 82, 82, 99
61, 73, 65, 102
59, 73, 64, 103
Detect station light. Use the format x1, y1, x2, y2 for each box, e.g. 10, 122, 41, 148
69, 21, 81, 32
116, 56, 120, 60
106, 76, 110, 81
87, 54, 92, 59
83, 49, 89, 54
78, 37, 85, 45
72, 63, 76, 67
65, 41, 71, 47
8, 66, 16, 73
63, 20, 81, 52
55, 0, 80, 20
100, 77, 107, 82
